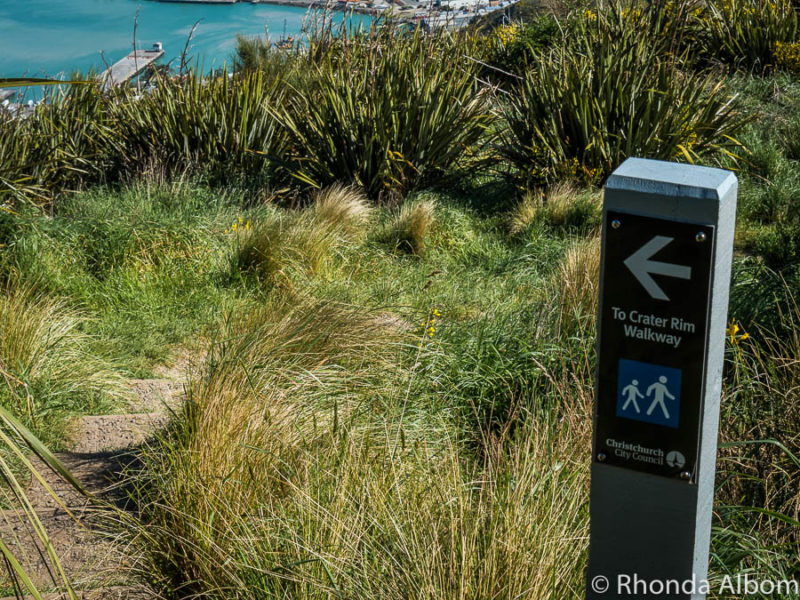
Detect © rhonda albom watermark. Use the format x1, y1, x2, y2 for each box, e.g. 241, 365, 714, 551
590, 573, 800, 596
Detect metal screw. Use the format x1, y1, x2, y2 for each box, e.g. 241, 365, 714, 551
695, 232, 707, 242
680, 471, 692, 481
611, 219, 621, 229
597, 451, 608, 463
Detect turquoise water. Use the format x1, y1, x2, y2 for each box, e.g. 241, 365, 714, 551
0, 0, 363, 79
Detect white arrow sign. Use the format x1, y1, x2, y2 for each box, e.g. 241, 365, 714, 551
624, 236, 692, 301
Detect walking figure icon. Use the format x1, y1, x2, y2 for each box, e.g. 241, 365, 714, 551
646, 376, 675, 419
617, 359, 682, 428
621, 380, 644, 413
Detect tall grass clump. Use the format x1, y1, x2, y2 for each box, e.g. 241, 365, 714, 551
497, 1, 746, 187
508, 184, 601, 234
233, 185, 371, 282
279, 24, 494, 200
553, 236, 601, 336
128, 297, 591, 599
0, 284, 128, 441
379, 198, 436, 255
309, 183, 373, 235
702, 0, 797, 71
717, 293, 800, 542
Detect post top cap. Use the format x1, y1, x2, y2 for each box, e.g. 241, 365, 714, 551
606, 158, 737, 201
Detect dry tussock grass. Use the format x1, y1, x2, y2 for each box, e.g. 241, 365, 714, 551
132, 294, 593, 599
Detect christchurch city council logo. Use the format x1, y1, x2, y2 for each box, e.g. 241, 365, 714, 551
666, 450, 686, 468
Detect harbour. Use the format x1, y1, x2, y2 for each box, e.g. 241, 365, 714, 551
0, 0, 357, 81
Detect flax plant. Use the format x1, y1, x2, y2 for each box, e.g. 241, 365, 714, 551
0, 82, 114, 205
279, 24, 495, 199
111, 70, 292, 181
703, 0, 798, 71
498, 1, 747, 187
0, 397, 84, 599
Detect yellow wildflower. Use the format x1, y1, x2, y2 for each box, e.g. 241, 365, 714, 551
726, 318, 750, 345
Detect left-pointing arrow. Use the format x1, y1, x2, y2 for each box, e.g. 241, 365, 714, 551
623, 236, 692, 301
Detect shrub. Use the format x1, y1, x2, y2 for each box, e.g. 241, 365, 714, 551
279, 25, 494, 200
774, 40, 800, 74
497, 2, 747, 187
0, 82, 115, 206
477, 17, 561, 85
703, 0, 797, 71
1, 71, 293, 205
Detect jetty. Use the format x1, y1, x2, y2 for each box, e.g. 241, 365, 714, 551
99, 43, 164, 92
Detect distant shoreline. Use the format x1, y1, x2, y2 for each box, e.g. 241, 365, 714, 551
154, 0, 382, 16
149, 0, 507, 23
154, 0, 381, 14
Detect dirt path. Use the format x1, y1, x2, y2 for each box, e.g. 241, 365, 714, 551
0, 373, 185, 599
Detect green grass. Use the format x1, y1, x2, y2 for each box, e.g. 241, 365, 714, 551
724, 73, 800, 273
1, 179, 260, 375
2, 166, 798, 598
2, 8, 800, 597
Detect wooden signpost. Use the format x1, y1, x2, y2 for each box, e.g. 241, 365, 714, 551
586, 158, 737, 599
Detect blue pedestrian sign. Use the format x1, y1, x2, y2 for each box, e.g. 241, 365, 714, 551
616, 359, 682, 428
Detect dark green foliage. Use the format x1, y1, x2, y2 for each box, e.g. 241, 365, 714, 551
481, 16, 561, 85
725, 74, 800, 271
700, 0, 798, 72
0, 82, 116, 204
235, 34, 274, 72
111, 71, 291, 183
497, 2, 747, 188
729, 258, 800, 334
277, 26, 495, 200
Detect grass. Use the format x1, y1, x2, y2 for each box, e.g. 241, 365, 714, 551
1, 5, 800, 597
128, 293, 592, 599
379, 197, 436, 256
0, 179, 257, 374
0, 283, 129, 446
3, 153, 799, 599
